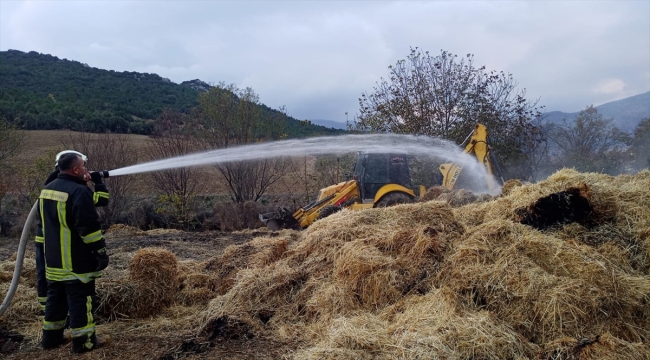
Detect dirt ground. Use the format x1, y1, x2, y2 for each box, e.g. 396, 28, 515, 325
1, 228, 299, 359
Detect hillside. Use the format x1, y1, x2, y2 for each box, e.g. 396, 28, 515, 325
0, 50, 345, 137
309, 119, 348, 130
542, 91, 650, 132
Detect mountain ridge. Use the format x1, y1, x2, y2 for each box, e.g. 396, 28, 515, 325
542, 91, 650, 132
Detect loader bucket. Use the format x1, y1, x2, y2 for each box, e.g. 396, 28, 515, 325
259, 208, 301, 230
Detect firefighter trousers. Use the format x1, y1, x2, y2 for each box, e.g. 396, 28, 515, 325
34, 242, 48, 312
42, 279, 97, 352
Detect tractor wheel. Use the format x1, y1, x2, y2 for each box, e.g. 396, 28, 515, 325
318, 205, 342, 220
375, 192, 414, 208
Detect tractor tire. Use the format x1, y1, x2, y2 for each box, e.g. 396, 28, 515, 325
375, 192, 414, 208
318, 205, 342, 220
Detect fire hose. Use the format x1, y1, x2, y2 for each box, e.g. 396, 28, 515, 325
0, 201, 38, 317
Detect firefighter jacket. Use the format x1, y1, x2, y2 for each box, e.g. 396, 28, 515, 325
35, 170, 109, 243
39, 173, 109, 283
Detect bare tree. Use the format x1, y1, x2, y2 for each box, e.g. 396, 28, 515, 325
15, 149, 60, 205
197, 83, 288, 203
313, 153, 356, 187
62, 131, 138, 228
0, 116, 24, 207
146, 109, 204, 229
630, 118, 650, 171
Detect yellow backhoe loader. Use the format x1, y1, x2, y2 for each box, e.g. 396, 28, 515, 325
259, 124, 503, 230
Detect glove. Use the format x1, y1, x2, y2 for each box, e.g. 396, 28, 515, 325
90, 171, 104, 185
93, 247, 109, 271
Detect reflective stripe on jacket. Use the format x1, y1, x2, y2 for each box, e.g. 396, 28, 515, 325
40, 173, 106, 283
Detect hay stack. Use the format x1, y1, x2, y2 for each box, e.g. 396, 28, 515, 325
439, 219, 649, 343
97, 247, 178, 319
203, 236, 290, 295
201, 201, 465, 335
198, 169, 649, 359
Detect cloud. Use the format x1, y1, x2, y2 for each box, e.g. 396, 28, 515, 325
593, 78, 626, 95
1, 0, 648, 121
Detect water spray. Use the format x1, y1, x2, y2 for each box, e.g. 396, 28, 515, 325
106, 133, 499, 193
1, 133, 500, 315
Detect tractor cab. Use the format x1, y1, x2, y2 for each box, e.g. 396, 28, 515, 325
352, 153, 412, 203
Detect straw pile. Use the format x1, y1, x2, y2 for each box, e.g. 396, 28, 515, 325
202, 236, 291, 295
198, 169, 650, 359
104, 223, 140, 237
96, 247, 179, 319
1, 168, 648, 359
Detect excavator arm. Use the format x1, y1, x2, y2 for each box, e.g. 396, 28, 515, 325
259, 180, 361, 230
438, 124, 504, 191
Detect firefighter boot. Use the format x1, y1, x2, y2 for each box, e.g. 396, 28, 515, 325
72, 333, 111, 353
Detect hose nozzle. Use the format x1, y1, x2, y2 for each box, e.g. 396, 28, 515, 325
99, 170, 110, 178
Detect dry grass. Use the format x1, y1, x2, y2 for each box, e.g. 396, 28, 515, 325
196, 169, 649, 359
2, 168, 649, 359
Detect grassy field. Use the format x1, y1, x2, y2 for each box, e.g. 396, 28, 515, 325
11, 130, 153, 163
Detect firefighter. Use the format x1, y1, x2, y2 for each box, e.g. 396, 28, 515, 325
34, 150, 109, 313
40, 152, 111, 352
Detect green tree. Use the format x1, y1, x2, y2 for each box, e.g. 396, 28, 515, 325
548, 106, 630, 174
353, 48, 543, 179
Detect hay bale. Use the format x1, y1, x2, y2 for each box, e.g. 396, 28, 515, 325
129, 247, 178, 285
97, 247, 179, 319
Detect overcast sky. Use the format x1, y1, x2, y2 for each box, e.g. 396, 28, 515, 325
1, 0, 648, 122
